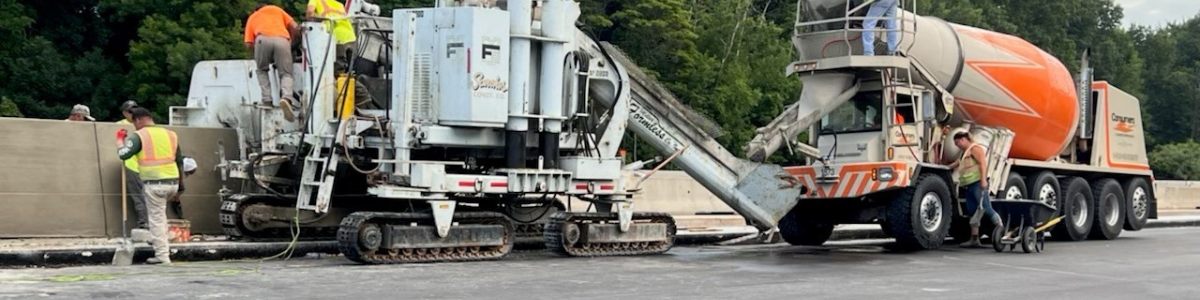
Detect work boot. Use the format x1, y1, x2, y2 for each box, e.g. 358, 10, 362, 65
280, 99, 296, 122
959, 237, 984, 248
145, 257, 171, 265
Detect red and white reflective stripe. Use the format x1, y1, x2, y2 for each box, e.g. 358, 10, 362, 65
796, 170, 909, 198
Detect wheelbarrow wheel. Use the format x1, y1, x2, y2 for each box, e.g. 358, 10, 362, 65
1021, 226, 1036, 253
991, 224, 1005, 252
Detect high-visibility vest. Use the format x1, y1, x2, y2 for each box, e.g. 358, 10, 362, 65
957, 144, 985, 186
116, 119, 139, 173
311, 0, 356, 44
135, 126, 181, 181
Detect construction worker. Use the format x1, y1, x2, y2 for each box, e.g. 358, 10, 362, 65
307, 0, 375, 110
170, 157, 198, 218
116, 107, 184, 265
947, 132, 1002, 248
116, 100, 149, 229
245, 4, 300, 121
862, 0, 900, 56
65, 104, 95, 121
307, 0, 356, 62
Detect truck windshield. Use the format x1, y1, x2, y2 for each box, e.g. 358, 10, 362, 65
821, 92, 884, 134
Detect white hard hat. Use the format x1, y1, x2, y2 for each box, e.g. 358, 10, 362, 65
183, 157, 198, 173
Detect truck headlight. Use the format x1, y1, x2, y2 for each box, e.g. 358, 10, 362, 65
876, 167, 894, 182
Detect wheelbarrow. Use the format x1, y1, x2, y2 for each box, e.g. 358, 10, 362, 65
988, 199, 1063, 253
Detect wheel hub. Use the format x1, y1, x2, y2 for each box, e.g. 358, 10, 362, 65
1005, 185, 1023, 200
1038, 184, 1058, 208
1071, 194, 1089, 228
1132, 187, 1148, 220
563, 223, 581, 245
920, 192, 943, 233
359, 224, 382, 251
1105, 194, 1120, 226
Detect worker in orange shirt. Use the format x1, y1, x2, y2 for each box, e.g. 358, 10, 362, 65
245, 4, 300, 121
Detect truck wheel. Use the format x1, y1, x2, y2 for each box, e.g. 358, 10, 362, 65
1002, 172, 1026, 200
778, 210, 834, 246
1025, 171, 1059, 208
887, 174, 952, 250
1050, 177, 1093, 241
1089, 178, 1124, 240
1123, 177, 1151, 231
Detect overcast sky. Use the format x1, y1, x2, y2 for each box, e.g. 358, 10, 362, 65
1115, 0, 1200, 27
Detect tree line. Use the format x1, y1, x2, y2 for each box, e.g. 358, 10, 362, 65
1, 0, 1198, 178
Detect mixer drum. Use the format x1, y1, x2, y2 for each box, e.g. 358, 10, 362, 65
900, 16, 1079, 161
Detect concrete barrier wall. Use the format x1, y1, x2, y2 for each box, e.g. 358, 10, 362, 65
1153, 181, 1200, 210
0, 118, 239, 238
584, 172, 1197, 217
0, 114, 1193, 238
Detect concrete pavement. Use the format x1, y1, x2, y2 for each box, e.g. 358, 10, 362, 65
2, 227, 1199, 299
4, 214, 1199, 267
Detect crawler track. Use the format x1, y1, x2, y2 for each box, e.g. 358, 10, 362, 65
545, 212, 676, 257
337, 211, 514, 264
219, 194, 337, 241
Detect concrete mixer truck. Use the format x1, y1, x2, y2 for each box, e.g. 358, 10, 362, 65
746, 0, 1156, 249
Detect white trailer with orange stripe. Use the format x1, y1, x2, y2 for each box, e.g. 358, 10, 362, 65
746, 0, 1156, 250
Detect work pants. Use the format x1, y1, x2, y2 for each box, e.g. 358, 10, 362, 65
255, 35, 294, 105
964, 181, 1001, 228
862, 0, 900, 55
143, 180, 179, 263
125, 167, 148, 229
335, 43, 375, 109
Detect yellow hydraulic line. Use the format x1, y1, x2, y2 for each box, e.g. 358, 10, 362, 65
1035, 217, 1064, 232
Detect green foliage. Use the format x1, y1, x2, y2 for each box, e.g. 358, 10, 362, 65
1149, 141, 1200, 180
0, 0, 1192, 177
0, 96, 21, 117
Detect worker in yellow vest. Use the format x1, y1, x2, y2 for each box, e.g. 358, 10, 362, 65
116, 107, 184, 265
307, 0, 375, 113
307, 0, 356, 62
116, 100, 149, 230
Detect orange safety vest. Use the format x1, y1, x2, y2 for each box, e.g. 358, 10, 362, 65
135, 126, 181, 180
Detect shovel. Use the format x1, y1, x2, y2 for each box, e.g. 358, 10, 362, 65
112, 169, 135, 265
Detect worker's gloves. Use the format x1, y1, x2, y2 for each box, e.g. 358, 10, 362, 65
116, 129, 128, 145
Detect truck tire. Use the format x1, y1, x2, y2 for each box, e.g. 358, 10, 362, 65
1123, 177, 1151, 231
1089, 178, 1124, 240
1050, 177, 1093, 241
1025, 171, 1060, 208
887, 174, 952, 250
778, 211, 834, 246
1002, 172, 1027, 200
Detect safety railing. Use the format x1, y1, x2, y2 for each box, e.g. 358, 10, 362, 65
792, 0, 918, 57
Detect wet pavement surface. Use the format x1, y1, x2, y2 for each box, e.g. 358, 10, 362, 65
2, 227, 1199, 300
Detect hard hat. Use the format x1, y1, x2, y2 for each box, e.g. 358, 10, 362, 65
182, 156, 196, 172
120, 100, 139, 112
183, 157, 198, 173
71, 104, 95, 121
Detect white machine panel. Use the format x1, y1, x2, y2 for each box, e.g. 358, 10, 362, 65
433, 7, 511, 128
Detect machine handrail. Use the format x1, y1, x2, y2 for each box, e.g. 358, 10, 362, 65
793, 0, 917, 57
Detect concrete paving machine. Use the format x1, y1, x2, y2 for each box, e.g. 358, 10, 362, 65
171, 0, 804, 263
